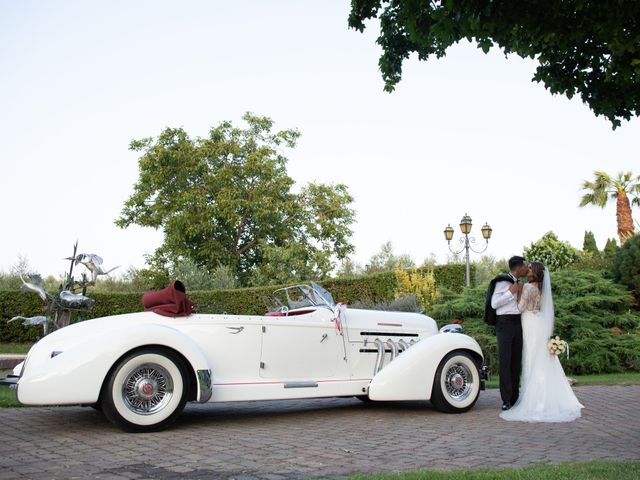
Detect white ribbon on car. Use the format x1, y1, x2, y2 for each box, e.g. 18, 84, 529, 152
333, 302, 346, 335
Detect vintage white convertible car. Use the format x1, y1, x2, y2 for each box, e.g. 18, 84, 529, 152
2, 284, 486, 432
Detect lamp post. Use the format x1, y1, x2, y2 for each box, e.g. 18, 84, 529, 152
444, 214, 493, 287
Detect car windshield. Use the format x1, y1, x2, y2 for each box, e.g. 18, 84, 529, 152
271, 284, 334, 311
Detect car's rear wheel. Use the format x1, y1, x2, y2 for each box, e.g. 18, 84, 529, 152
430, 350, 480, 413
100, 348, 188, 432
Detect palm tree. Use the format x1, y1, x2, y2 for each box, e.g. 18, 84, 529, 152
580, 171, 640, 244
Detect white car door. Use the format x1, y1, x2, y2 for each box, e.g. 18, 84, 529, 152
259, 309, 345, 380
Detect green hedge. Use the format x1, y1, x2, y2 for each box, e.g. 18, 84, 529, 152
0, 265, 472, 343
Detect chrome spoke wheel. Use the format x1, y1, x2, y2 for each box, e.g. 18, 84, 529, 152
122, 363, 174, 415
431, 351, 481, 413
444, 363, 473, 401
102, 349, 188, 432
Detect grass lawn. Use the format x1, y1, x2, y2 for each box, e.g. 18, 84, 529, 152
570, 372, 640, 386
0, 343, 32, 354
340, 461, 640, 480
485, 372, 640, 389
0, 385, 18, 408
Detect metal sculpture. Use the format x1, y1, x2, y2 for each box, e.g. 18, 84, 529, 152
65, 253, 118, 284
9, 242, 110, 336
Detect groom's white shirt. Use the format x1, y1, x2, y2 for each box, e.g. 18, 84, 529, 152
491, 273, 520, 315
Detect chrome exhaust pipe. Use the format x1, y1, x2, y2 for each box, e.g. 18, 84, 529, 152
373, 338, 386, 376
387, 339, 398, 361
398, 339, 409, 353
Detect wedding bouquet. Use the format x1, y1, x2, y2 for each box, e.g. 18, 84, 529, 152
548, 336, 569, 357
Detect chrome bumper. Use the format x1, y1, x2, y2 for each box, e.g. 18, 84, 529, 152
0, 375, 19, 389
197, 369, 212, 402
480, 365, 490, 391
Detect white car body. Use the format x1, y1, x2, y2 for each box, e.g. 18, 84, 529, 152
8, 285, 485, 431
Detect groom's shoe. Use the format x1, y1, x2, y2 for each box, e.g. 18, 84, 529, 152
502, 402, 511, 411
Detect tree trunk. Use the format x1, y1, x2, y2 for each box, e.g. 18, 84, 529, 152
616, 191, 635, 244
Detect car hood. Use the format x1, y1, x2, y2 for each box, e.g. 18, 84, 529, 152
343, 308, 438, 336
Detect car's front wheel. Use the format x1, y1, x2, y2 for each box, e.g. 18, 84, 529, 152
100, 348, 189, 432
430, 350, 480, 413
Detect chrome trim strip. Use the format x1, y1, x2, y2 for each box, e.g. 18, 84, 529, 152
360, 331, 419, 337
283, 381, 318, 389
197, 369, 213, 402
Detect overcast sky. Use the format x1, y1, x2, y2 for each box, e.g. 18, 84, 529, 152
1, 1, 638, 278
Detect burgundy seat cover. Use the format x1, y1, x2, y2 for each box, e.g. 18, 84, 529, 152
142, 281, 194, 317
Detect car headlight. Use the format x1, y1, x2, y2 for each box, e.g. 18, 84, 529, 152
439, 324, 463, 334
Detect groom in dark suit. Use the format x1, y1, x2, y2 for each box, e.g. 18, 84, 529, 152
490, 256, 528, 411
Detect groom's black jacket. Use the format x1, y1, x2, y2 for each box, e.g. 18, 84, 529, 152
484, 274, 516, 326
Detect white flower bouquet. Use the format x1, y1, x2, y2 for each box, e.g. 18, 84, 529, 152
548, 335, 569, 358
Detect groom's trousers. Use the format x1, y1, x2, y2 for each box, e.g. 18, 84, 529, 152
496, 314, 523, 404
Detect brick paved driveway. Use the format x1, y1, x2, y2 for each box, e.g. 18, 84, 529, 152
0, 385, 638, 479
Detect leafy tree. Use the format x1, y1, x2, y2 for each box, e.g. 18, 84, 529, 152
447, 252, 464, 264
0, 256, 59, 292
207, 265, 238, 291
336, 257, 365, 278
613, 233, 640, 298
582, 231, 599, 254
523, 231, 579, 271
420, 252, 437, 268
472, 255, 506, 286
0, 257, 29, 291
367, 241, 415, 272
117, 113, 356, 286
348, 1, 640, 128
580, 171, 640, 244
171, 259, 237, 291
604, 238, 619, 259
10, 255, 32, 277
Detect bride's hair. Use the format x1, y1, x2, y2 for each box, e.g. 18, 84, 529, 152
529, 262, 545, 291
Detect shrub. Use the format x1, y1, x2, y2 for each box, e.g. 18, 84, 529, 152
524, 231, 580, 271
394, 267, 438, 311
569, 253, 614, 276
432, 263, 472, 291
0, 273, 22, 291
350, 294, 422, 313
429, 270, 640, 375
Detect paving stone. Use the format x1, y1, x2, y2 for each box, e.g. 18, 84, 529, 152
0, 386, 638, 479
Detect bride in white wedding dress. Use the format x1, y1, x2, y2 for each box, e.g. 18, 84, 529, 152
500, 262, 584, 422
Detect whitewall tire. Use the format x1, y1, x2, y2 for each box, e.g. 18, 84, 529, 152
430, 350, 480, 413
101, 348, 188, 432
